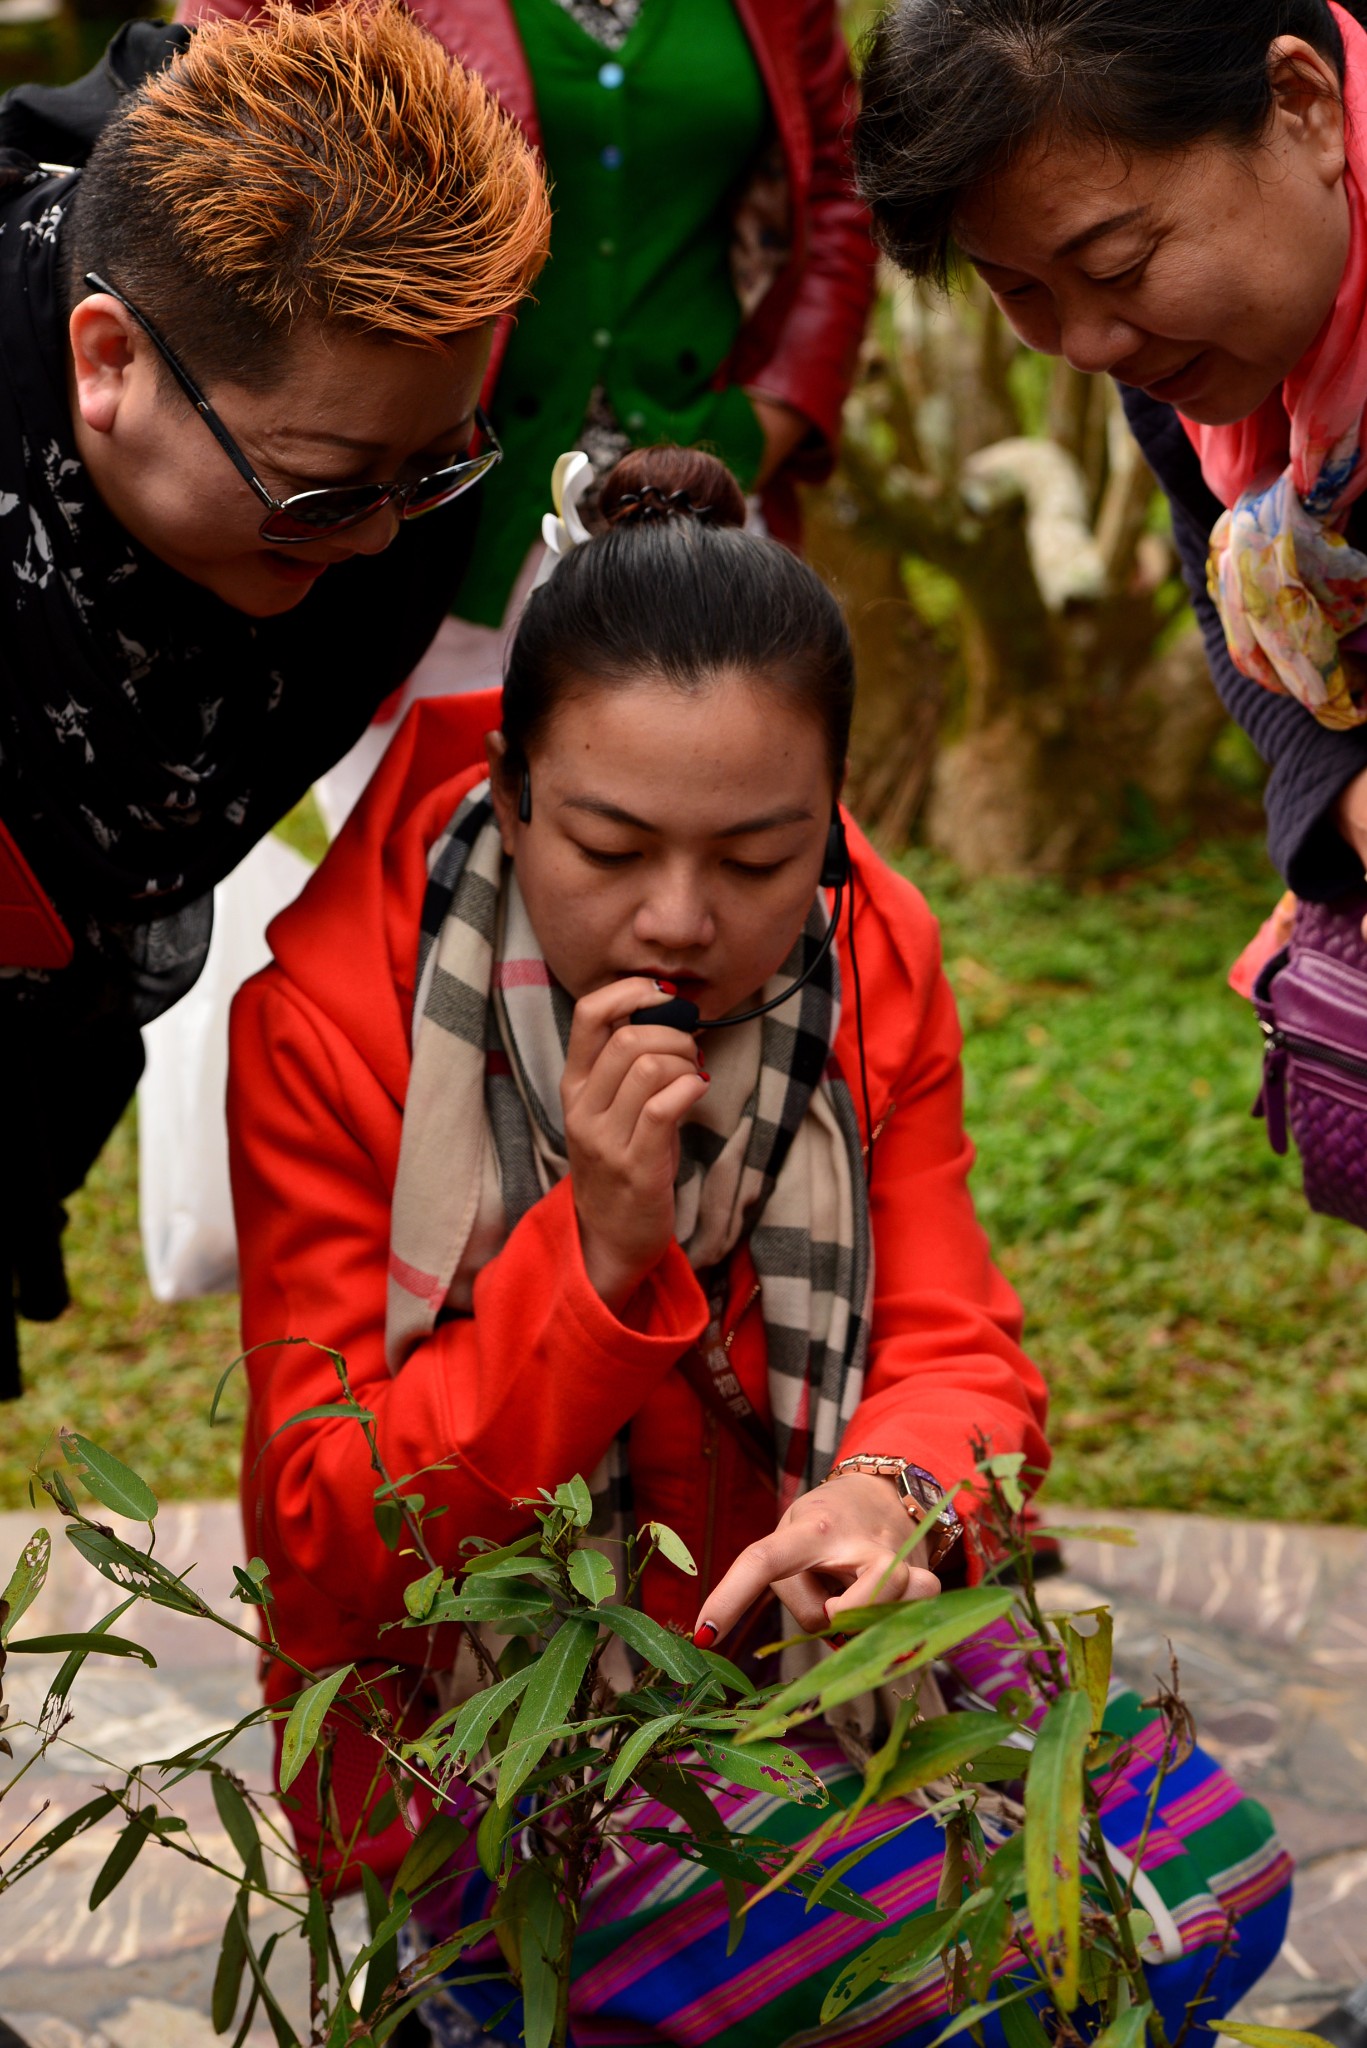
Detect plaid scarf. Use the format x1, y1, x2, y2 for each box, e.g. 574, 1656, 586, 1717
386, 782, 871, 1549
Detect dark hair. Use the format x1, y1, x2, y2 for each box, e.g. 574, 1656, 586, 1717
854, 0, 1362, 284
61, 0, 548, 385
501, 447, 855, 782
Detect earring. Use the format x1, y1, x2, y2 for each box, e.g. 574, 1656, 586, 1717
518, 771, 532, 825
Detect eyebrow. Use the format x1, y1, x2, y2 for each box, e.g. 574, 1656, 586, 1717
560, 796, 816, 838
267, 411, 476, 455
960, 206, 1149, 269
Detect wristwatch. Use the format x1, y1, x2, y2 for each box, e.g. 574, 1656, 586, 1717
824, 1455, 964, 1572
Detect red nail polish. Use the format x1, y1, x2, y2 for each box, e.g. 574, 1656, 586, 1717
693, 1622, 718, 1649
828, 1631, 849, 1648
697, 1062, 710, 1083
654, 979, 678, 995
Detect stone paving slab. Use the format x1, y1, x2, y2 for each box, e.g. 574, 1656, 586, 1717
1046, 1507, 1367, 2023
2, 1502, 1364, 2042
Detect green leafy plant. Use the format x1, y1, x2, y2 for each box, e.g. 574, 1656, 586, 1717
0, 1379, 1324, 2048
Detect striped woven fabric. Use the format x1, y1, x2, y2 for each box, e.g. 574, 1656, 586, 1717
412, 1622, 1293, 2048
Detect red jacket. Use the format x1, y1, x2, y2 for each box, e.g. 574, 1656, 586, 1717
174, 0, 877, 524
228, 697, 1048, 1722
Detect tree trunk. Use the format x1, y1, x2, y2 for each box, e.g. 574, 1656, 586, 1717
803, 480, 946, 851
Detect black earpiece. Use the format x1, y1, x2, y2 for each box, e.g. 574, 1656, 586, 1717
517, 771, 532, 825
820, 812, 850, 890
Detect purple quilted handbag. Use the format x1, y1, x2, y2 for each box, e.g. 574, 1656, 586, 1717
1253, 890, 1367, 1230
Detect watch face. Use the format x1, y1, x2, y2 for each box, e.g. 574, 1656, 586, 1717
897, 1464, 942, 1513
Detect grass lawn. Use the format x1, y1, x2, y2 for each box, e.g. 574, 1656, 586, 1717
5, 828, 1364, 1523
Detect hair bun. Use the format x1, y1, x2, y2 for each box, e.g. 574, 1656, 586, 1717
599, 446, 747, 532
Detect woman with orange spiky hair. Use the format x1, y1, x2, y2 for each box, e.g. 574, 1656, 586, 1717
0, 0, 549, 1393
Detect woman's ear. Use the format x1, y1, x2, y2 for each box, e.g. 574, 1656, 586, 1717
68, 295, 141, 435
485, 731, 520, 856
1267, 36, 1347, 187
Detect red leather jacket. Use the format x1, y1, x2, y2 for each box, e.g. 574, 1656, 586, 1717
174, 0, 877, 520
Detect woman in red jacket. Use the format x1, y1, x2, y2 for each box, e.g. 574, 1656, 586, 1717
228, 449, 1289, 2044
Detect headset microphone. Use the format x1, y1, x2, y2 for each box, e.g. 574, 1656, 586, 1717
627, 814, 850, 1034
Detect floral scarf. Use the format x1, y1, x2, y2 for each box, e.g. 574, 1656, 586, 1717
1180, 3, 1367, 729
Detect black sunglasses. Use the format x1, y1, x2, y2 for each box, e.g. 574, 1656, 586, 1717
84, 271, 502, 545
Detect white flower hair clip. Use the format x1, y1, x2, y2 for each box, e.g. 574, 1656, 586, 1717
531, 451, 594, 590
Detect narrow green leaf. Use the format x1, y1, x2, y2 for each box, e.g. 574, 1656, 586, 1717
1217, 2030, 1334, 2048
497, 1614, 597, 1807
744, 1589, 1017, 1740
64, 1524, 207, 1615
553, 1475, 594, 1528
373, 1499, 403, 1551
1023, 1688, 1092, 2010
212, 1774, 265, 1887
230, 1566, 274, 1609
460, 1533, 541, 1573
61, 1432, 158, 1523
1092, 2003, 1155, 2048
1062, 1608, 1114, 1739
964, 1889, 1016, 2001
879, 1711, 1022, 1799
255, 1401, 370, 1467
423, 1578, 554, 1633
694, 1737, 826, 1806
40, 1470, 80, 1517
605, 1714, 683, 1799
419, 1667, 532, 1772
567, 1548, 616, 1607
304, 1885, 329, 1989
239, 1918, 301, 2048
88, 1810, 154, 1909
1, 1792, 119, 1887
391, 1812, 468, 1900
209, 1348, 248, 1427
212, 1891, 250, 2035
402, 1566, 445, 1621
821, 1905, 961, 2022
278, 1665, 352, 1793
959, 1745, 1032, 1785
1001, 1996, 1055, 2048
357, 1891, 411, 2017
476, 1795, 515, 1881
1, 1528, 50, 1642
1032, 1524, 1136, 1547
6, 1630, 155, 1663
637, 1761, 746, 1942
367, 1785, 400, 1838
519, 1865, 565, 2048
803, 1816, 922, 1914
459, 1555, 560, 1587
646, 1522, 697, 1576
595, 1604, 712, 1684
928, 1984, 1035, 2048
634, 1827, 885, 1923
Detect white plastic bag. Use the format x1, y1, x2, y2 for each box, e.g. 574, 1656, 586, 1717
138, 832, 313, 1301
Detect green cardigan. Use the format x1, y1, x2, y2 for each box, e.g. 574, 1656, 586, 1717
459, 0, 767, 623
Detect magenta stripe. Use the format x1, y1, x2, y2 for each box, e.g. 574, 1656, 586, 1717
665, 1854, 944, 2043
577, 1783, 924, 2010
1161, 1773, 1241, 1835
496, 958, 552, 988
1214, 1849, 1295, 1915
